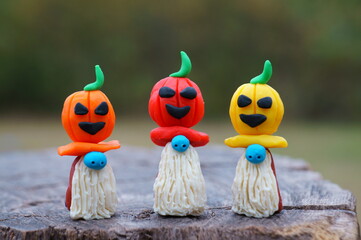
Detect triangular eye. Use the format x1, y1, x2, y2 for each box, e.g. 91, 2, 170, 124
95, 102, 109, 115
238, 95, 252, 108
159, 87, 175, 98
257, 97, 272, 109
180, 87, 197, 99
74, 103, 88, 115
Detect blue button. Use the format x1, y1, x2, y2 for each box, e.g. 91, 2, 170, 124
171, 135, 190, 152
83, 151, 107, 170
245, 144, 266, 164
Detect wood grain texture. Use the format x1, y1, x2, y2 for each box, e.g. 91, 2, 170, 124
0, 146, 359, 240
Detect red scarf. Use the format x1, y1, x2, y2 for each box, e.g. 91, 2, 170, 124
150, 126, 209, 147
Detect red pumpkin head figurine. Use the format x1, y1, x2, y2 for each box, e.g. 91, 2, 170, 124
149, 51, 209, 147
149, 52, 208, 216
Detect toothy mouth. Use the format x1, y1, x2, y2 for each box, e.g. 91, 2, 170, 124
240, 114, 267, 128
166, 104, 190, 119
78, 122, 105, 135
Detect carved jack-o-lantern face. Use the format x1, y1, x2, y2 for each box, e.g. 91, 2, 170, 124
149, 52, 204, 128
61, 66, 115, 143
229, 61, 284, 135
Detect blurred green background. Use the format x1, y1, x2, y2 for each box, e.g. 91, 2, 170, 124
0, 0, 360, 219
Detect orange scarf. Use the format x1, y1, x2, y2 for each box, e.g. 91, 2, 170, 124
58, 140, 120, 156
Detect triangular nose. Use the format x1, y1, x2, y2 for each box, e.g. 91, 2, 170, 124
78, 122, 105, 135
240, 114, 267, 128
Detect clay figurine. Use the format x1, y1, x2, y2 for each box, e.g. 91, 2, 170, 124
225, 60, 287, 218
148, 51, 209, 216
58, 65, 120, 220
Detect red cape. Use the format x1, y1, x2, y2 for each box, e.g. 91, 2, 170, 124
268, 149, 283, 212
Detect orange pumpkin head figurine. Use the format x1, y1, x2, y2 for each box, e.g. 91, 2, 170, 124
61, 66, 116, 144
58, 65, 120, 220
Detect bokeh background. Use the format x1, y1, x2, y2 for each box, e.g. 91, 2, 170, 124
0, 0, 360, 219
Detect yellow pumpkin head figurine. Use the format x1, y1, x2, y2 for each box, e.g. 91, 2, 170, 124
225, 60, 287, 148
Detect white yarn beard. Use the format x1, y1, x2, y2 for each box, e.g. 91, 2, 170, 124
153, 143, 206, 216
70, 158, 118, 220
232, 150, 279, 218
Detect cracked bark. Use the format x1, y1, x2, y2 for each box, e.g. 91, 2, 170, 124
0, 146, 359, 240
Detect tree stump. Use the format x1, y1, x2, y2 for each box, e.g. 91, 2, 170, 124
0, 146, 359, 240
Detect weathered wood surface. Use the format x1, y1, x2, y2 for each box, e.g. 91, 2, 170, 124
0, 146, 359, 240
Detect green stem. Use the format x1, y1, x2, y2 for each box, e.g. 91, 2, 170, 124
169, 51, 192, 78
84, 65, 104, 91
250, 60, 272, 84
